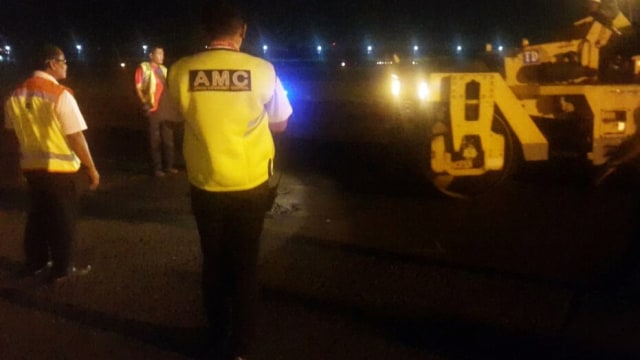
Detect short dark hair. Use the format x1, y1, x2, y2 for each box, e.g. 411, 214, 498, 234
148, 44, 164, 54
201, 0, 246, 39
38, 44, 63, 70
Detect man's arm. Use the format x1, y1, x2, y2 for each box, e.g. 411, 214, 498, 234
266, 76, 292, 134
66, 131, 100, 190
134, 66, 150, 110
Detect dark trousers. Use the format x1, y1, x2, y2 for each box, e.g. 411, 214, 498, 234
23, 171, 78, 277
148, 116, 175, 172
190, 182, 269, 357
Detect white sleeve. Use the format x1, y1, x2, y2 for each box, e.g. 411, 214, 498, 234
55, 90, 88, 135
265, 76, 292, 124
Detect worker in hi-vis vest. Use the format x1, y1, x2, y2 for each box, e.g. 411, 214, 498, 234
168, 1, 291, 359
135, 45, 179, 177
4, 44, 99, 285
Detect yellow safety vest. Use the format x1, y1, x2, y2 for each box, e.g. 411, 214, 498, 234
5, 77, 81, 172
139, 61, 168, 108
169, 49, 277, 191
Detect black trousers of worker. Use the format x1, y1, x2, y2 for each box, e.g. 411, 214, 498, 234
148, 116, 175, 172
23, 171, 78, 277
190, 182, 269, 357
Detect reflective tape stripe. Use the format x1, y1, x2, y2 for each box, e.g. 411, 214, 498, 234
22, 151, 77, 162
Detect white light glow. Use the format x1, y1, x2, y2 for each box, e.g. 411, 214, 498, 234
418, 81, 430, 100
391, 75, 401, 97
120, 62, 126, 68
413, 45, 419, 51
317, 45, 322, 53
341, 61, 346, 67
76, 44, 82, 51
263, 45, 268, 53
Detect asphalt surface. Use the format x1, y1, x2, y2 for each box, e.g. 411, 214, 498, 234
1, 119, 640, 359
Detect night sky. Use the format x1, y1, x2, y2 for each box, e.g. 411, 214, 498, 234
0, 1, 590, 59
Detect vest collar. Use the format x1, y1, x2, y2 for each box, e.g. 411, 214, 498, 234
207, 40, 240, 51
33, 71, 59, 85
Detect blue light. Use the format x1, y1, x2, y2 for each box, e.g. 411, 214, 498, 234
263, 44, 268, 54
317, 45, 322, 54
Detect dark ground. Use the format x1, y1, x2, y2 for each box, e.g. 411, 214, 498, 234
2, 61, 640, 359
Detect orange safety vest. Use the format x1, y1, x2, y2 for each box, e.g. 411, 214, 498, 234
5, 77, 81, 172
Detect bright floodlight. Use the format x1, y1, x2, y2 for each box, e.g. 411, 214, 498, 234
317, 45, 322, 53
457, 45, 462, 52
367, 45, 373, 54
120, 62, 126, 68
0, 55, 4, 61
498, 45, 504, 52
418, 81, 430, 100
4, 45, 10, 52
76, 44, 82, 52
341, 61, 346, 67
413, 45, 419, 51
263, 44, 268, 53
391, 74, 401, 97
142, 44, 148, 53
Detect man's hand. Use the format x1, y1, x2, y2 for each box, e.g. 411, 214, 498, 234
86, 167, 100, 190
141, 103, 151, 115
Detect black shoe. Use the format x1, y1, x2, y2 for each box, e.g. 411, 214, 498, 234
15, 262, 51, 278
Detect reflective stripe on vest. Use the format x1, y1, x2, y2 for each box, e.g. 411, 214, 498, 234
5, 77, 81, 172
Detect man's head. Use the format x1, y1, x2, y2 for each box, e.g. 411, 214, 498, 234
39, 45, 67, 80
588, 0, 601, 13
201, 1, 247, 45
148, 45, 164, 65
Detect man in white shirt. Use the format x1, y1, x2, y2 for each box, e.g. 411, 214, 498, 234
4, 44, 99, 285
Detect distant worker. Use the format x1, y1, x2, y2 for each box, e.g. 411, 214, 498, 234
4, 44, 99, 285
135, 45, 179, 177
168, 1, 292, 359
587, 0, 621, 25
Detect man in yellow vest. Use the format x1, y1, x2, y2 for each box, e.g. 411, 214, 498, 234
135, 45, 178, 177
168, 1, 291, 358
4, 45, 99, 285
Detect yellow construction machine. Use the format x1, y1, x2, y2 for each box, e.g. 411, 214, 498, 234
391, 6, 640, 198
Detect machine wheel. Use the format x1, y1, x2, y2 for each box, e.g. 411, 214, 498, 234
431, 113, 520, 199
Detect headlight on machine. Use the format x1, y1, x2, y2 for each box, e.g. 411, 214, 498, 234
391, 74, 401, 97
391, 74, 430, 101
417, 81, 429, 101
